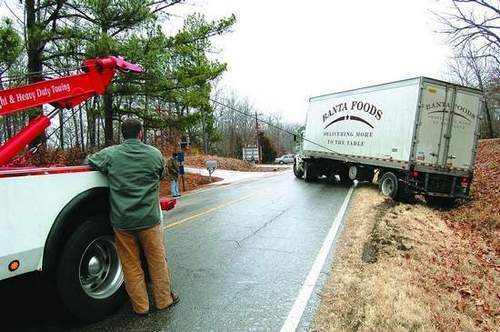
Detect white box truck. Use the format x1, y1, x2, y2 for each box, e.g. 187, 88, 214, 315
293, 77, 484, 206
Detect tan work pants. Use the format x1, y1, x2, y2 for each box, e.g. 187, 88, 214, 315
113, 224, 174, 314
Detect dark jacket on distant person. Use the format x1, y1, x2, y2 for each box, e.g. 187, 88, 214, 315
167, 157, 179, 180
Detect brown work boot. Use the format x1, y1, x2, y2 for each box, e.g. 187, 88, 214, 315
157, 292, 180, 311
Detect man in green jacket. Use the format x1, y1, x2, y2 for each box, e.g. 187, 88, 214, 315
86, 118, 178, 315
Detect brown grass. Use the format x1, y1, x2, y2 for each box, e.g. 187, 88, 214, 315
313, 186, 499, 332
159, 173, 221, 197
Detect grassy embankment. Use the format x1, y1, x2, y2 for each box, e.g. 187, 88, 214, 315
313, 139, 499, 331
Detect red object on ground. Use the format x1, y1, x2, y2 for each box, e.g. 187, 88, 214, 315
160, 197, 176, 211
0, 56, 143, 166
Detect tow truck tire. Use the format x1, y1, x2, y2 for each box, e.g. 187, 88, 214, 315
57, 218, 126, 322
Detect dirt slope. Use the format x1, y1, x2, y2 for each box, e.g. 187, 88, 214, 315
313, 139, 499, 331
441, 138, 499, 253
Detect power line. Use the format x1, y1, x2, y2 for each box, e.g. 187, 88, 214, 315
1, 66, 355, 162
210, 98, 355, 162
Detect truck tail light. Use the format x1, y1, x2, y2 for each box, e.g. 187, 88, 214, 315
461, 177, 469, 187
8, 260, 20, 272
410, 170, 419, 178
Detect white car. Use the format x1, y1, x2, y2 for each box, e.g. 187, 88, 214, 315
274, 154, 295, 164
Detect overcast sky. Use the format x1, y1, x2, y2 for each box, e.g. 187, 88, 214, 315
1, 0, 454, 124
170, 0, 453, 123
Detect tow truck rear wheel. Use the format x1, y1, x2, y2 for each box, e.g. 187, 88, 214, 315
57, 218, 126, 322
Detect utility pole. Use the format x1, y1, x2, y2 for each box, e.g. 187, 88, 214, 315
277, 120, 280, 155
255, 111, 260, 163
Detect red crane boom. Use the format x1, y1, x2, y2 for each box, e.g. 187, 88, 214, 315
0, 56, 143, 165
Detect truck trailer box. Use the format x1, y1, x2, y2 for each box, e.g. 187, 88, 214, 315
297, 77, 483, 203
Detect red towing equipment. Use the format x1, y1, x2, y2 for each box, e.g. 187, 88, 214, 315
0, 56, 142, 165
0, 56, 175, 209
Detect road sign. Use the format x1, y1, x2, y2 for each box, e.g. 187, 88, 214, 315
206, 160, 217, 181
242, 147, 259, 163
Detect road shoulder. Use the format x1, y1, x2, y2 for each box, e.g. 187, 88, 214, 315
185, 166, 289, 185
312, 184, 498, 331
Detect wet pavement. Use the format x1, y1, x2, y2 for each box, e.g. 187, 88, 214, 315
2, 171, 351, 331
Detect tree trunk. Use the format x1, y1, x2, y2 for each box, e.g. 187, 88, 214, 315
87, 101, 97, 149
59, 111, 64, 149
477, 80, 494, 138
72, 108, 80, 148
0, 77, 12, 142
104, 91, 113, 146
96, 116, 101, 148
26, 0, 46, 149
79, 106, 85, 150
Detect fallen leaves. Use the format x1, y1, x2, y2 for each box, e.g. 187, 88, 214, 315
441, 138, 500, 249
159, 173, 221, 196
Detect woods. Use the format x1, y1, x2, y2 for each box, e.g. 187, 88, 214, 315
438, 0, 500, 137
0, 0, 300, 163
0, 0, 497, 164
0, 0, 240, 161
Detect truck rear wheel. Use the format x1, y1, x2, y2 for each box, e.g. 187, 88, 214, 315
57, 218, 126, 322
379, 172, 400, 199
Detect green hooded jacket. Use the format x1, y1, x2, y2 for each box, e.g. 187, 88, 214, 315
86, 139, 165, 230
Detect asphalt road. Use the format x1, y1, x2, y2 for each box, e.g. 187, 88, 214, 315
2, 171, 352, 332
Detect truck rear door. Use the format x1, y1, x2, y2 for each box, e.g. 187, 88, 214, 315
446, 89, 482, 170
415, 80, 481, 172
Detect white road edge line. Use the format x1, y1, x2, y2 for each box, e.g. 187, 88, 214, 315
280, 186, 355, 332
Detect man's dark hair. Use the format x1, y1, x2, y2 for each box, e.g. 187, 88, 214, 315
121, 118, 143, 139
172, 152, 177, 158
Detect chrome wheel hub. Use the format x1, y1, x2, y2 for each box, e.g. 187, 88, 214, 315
88, 256, 102, 276
382, 178, 394, 196
79, 236, 123, 299
348, 166, 357, 180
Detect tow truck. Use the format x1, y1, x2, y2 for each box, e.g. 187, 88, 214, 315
0, 57, 176, 322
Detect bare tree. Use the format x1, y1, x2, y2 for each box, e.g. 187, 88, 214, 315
439, 0, 500, 137
211, 89, 302, 158
447, 44, 499, 136
437, 0, 500, 64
